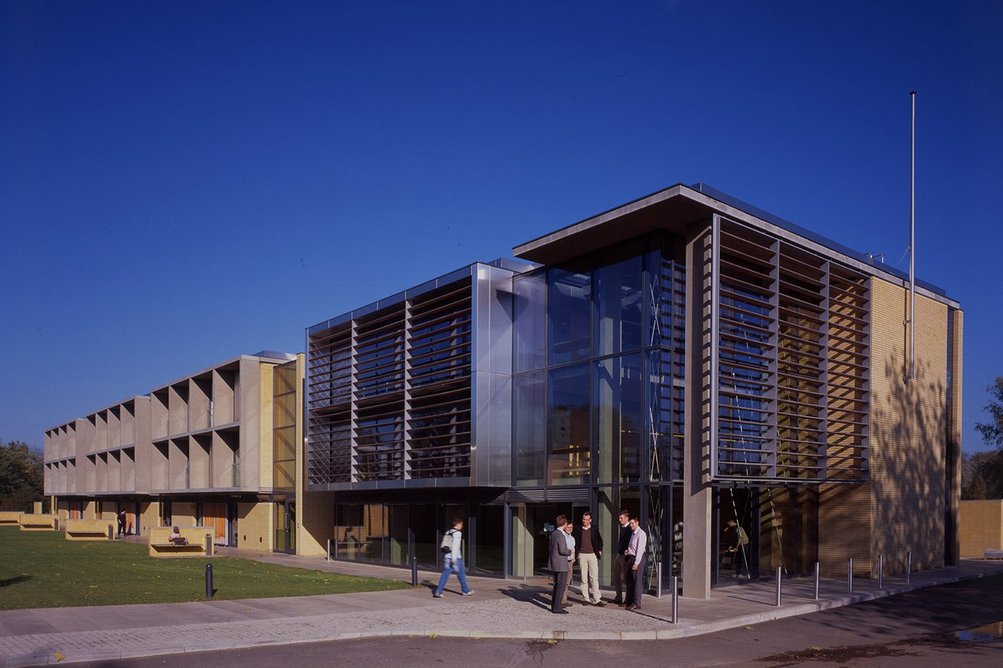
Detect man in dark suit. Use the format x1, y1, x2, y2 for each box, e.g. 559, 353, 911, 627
549, 514, 571, 614
612, 510, 632, 605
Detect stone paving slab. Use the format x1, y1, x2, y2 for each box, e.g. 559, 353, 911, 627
2, 559, 1001, 667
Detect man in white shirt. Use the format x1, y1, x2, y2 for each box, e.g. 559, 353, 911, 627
433, 518, 474, 598
624, 517, 648, 610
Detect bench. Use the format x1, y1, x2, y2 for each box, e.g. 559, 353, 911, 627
19, 514, 58, 531
148, 526, 214, 558
985, 549, 1003, 560
0, 511, 22, 526
65, 518, 115, 541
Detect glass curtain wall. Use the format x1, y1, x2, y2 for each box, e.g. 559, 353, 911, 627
512, 236, 687, 589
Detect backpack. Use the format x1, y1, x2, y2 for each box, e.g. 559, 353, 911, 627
440, 529, 455, 554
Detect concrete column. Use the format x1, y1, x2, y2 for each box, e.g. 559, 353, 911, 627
682, 226, 714, 599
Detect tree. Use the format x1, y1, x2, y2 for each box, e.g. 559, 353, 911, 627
966, 378, 1003, 500
975, 377, 1003, 449
0, 439, 44, 512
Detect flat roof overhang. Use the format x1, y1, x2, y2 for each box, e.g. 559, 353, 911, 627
513, 183, 959, 309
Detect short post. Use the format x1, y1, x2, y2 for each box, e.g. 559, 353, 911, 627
205, 534, 212, 557
411, 556, 418, 587
877, 553, 884, 590
326, 538, 332, 561
205, 562, 214, 598
656, 563, 663, 598
775, 566, 782, 607
906, 550, 912, 584
813, 561, 820, 601
847, 557, 854, 594
671, 576, 679, 624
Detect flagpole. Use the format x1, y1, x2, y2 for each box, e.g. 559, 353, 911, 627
909, 91, 916, 381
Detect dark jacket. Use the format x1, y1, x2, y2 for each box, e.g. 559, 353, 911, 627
548, 527, 571, 572
572, 524, 603, 558
617, 522, 632, 555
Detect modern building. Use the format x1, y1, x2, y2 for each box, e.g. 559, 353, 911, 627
42, 352, 322, 554
43, 183, 962, 600
305, 183, 962, 598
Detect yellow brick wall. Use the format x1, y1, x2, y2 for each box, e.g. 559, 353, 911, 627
140, 501, 160, 535
171, 502, 197, 526
818, 483, 872, 574
237, 501, 273, 551
83, 500, 98, 520
960, 500, 1003, 558
866, 278, 952, 573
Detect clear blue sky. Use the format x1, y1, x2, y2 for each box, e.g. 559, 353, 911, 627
2, 1, 1000, 453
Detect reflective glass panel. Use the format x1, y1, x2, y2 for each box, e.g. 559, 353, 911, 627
514, 272, 547, 372
594, 255, 643, 356
548, 268, 591, 365
514, 371, 546, 485
594, 354, 643, 483
548, 364, 590, 485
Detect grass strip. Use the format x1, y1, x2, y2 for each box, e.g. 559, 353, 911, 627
0, 527, 408, 609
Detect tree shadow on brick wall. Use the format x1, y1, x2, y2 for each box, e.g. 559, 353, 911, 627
869, 348, 951, 576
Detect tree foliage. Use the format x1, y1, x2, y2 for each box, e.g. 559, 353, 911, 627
965, 378, 1003, 500
0, 439, 44, 512
975, 377, 1003, 449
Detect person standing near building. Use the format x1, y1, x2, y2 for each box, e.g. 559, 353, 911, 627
612, 510, 632, 605
725, 519, 750, 579
549, 514, 571, 614
561, 521, 575, 607
117, 509, 127, 537
625, 517, 648, 611
433, 518, 474, 598
574, 511, 604, 606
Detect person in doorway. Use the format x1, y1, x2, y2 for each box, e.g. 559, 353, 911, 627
612, 510, 632, 605
561, 521, 575, 607
625, 517, 648, 611
573, 511, 604, 606
433, 518, 473, 598
725, 519, 750, 578
117, 510, 127, 537
548, 514, 571, 614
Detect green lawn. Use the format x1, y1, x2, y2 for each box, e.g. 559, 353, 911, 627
0, 527, 408, 609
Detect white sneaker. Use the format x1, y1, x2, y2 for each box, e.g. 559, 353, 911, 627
462, 590, 475, 596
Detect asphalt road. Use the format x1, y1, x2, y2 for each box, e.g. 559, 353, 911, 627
68, 573, 1003, 667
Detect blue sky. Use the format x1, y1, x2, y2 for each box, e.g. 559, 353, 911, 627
2, 1, 1000, 453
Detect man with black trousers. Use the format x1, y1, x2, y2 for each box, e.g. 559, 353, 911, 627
549, 514, 572, 614
625, 517, 648, 611
612, 510, 632, 605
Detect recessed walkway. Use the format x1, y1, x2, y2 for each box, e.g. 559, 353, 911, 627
1, 555, 1000, 667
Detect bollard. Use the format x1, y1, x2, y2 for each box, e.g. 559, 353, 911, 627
906, 550, 912, 584
775, 566, 782, 607
878, 554, 884, 590
326, 538, 332, 562
671, 576, 679, 624
847, 558, 853, 594
813, 561, 820, 601
656, 563, 663, 599
205, 562, 214, 598
411, 556, 418, 587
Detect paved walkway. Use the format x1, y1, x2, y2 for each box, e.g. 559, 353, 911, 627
2, 554, 1001, 667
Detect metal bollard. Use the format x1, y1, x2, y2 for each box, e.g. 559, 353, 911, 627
878, 554, 884, 590
775, 566, 782, 607
906, 550, 912, 584
671, 576, 679, 624
656, 563, 663, 598
205, 562, 214, 598
411, 556, 418, 587
326, 538, 332, 561
847, 558, 853, 594
813, 561, 820, 601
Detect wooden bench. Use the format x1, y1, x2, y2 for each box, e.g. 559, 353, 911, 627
985, 549, 1003, 560
148, 526, 214, 558
65, 518, 115, 541
19, 514, 58, 531
0, 511, 22, 526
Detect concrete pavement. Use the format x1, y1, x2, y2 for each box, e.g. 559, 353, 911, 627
2, 554, 1001, 667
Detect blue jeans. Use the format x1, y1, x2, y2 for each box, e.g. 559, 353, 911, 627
434, 556, 470, 595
